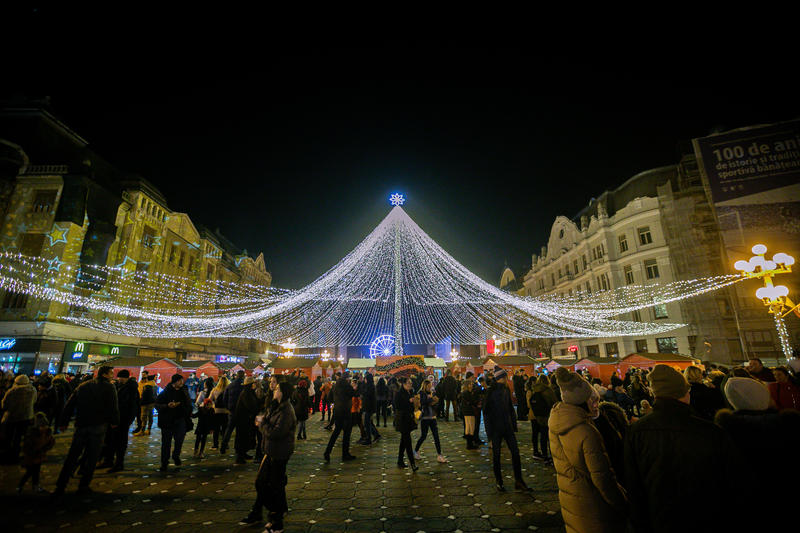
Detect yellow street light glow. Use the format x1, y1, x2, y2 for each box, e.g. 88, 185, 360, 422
752, 244, 768, 255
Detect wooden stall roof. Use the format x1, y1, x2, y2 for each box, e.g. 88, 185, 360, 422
347, 358, 376, 369
575, 356, 622, 365
93, 356, 160, 368
423, 357, 447, 368
267, 356, 321, 369
485, 355, 537, 366
621, 353, 697, 363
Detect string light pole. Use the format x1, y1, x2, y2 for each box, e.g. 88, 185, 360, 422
391, 193, 405, 356
734, 244, 797, 360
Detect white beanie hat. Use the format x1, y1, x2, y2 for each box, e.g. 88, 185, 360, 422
724, 377, 771, 411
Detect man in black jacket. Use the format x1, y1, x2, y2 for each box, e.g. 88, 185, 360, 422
52, 366, 119, 499
483, 368, 529, 492
512, 370, 528, 421
155, 374, 192, 472
624, 364, 743, 532
219, 370, 245, 453
324, 373, 357, 462
441, 371, 458, 421
99, 370, 140, 472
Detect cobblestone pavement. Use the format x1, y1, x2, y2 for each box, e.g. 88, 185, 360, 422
2, 414, 565, 533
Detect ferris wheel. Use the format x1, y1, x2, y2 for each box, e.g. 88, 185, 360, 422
370, 334, 395, 358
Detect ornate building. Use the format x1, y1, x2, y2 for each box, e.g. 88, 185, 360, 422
517, 160, 755, 365
0, 105, 272, 374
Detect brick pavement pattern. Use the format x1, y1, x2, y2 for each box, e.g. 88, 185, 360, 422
2, 415, 565, 532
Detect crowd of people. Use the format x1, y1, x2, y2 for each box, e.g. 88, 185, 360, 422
1, 355, 799, 532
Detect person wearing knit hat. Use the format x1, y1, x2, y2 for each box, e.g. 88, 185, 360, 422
482, 367, 530, 492
625, 366, 744, 532
647, 364, 690, 400
723, 377, 771, 411
548, 367, 627, 532
554, 366, 597, 406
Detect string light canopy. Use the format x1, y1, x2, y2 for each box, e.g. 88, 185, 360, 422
0, 205, 745, 347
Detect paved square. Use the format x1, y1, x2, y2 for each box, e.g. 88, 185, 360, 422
3, 416, 564, 532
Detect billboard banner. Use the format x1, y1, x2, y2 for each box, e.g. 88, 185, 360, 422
693, 120, 800, 257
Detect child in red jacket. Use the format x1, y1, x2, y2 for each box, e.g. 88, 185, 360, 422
18, 412, 55, 493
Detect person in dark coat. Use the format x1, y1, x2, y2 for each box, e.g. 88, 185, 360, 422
459, 378, 479, 449
52, 366, 119, 498
441, 370, 458, 421
34, 378, 58, 425
684, 366, 725, 421
312, 375, 323, 414
154, 374, 192, 472
746, 358, 776, 382
292, 379, 310, 440
18, 412, 55, 493
715, 377, 800, 509
624, 365, 743, 533
594, 401, 628, 481
51, 375, 69, 434
512, 370, 527, 420
241, 381, 297, 530
324, 373, 357, 462
394, 377, 418, 470
219, 370, 245, 454
483, 368, 529, 492
99, 370, 139, 472
192, 398, 215, 458
376, 376, 389, 427
234, 377, 260, 464
360, 372, 380, 444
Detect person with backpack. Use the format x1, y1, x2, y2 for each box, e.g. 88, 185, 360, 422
134, 375, 157, 436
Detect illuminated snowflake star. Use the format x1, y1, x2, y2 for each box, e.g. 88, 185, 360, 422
389, 193, 405, 206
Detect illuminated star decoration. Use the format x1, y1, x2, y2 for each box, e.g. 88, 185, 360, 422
389, 193, 405, 206
34, 311, 48, 328
115, 256, 138, 278
47, 224, 69, 246
46, 256, 65, 272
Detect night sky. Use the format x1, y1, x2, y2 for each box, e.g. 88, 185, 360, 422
5, 26, 798, 288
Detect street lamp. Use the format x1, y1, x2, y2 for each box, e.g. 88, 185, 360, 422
450, 348, 459, 360
280, 338, 296, 357
734, 244, 797, 360
321, 349, 330, 361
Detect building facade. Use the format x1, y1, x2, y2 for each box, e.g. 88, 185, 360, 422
513, 156, 778, 365
0, 106, 272, 375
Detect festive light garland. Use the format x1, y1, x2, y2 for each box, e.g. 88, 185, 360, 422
0, 206, 746, 347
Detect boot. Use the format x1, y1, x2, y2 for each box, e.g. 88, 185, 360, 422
108, 460, 124, 473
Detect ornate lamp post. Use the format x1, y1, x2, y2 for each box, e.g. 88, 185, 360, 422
450, 348, 459, 360
280, 338, 296, 357
734, 244, 797, 360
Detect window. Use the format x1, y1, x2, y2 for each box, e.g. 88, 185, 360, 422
638, 226, 653, 245
624, 265, 634, 285
618, 233, 628, 253
2, 291, 27, 310
645, 259, 660, 279
551, 273, 555, 286
632, 309, 642, 322
560, 348, 568, 356
558, 268, 562, 278
635, 339, 648, 352
585, 282, 591, 294
605, 342, 619, 357
207, 264, 215, 278
717, 298, 732, 316
653, 303, 668, 319
586, 345, 600, 357
32, 190, 57, 213
597, 273, 609, 291
745, 330, 773, 347
179, 251, 186, 268
573, 259, 579, 274
20, 233, 46, 256
656, 337, 678, 354
538, 278, 544, 290
582, 255, 587, 269
142, 226, 157, 249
